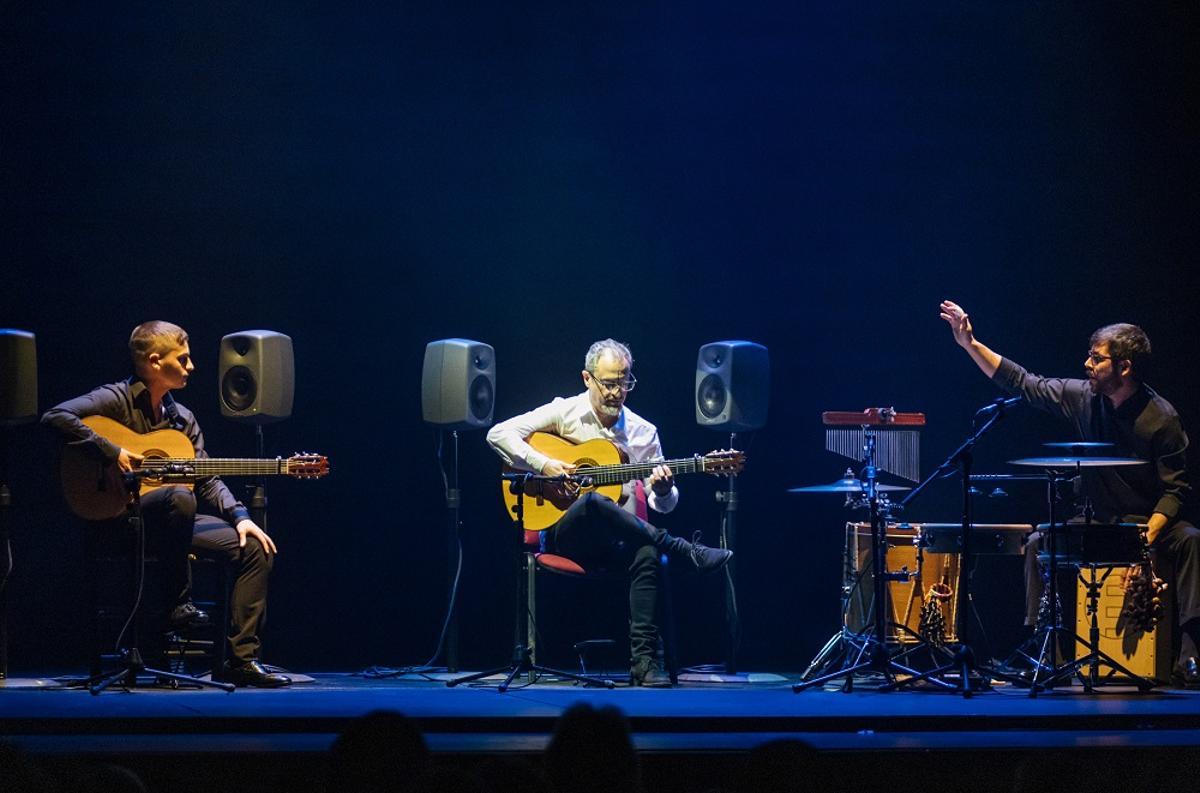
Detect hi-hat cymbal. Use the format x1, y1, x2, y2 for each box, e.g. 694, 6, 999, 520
1009, 456, 1146, 468
788, 475, 911, 494
1042, 441, 1115, 450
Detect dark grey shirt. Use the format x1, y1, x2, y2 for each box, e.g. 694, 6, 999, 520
42, 377, 251, 526
992, 357, 1190, 524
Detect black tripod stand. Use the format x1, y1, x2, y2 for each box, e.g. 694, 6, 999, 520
447, 473, 614, 692
1020, 475, 1155, 695
795, 432, 954, 692
75, 472, 234, 695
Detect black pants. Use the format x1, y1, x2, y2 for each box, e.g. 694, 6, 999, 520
546, 492, 665, 664
1024, 519, 1200, 663
134, 486, 273, 664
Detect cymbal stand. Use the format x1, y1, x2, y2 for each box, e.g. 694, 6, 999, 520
1025, 470, 1154, 694
883, 401, 1027, 696
447, 473, 614, 692
73, 471, 235, 695
795, 431, 955, 692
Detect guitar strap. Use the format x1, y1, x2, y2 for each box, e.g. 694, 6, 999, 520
163, 394, 184, 431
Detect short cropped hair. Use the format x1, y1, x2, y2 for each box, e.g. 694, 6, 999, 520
584, 339, 633, 373
1090, 323, 1151, 380
129, 321, 188, 374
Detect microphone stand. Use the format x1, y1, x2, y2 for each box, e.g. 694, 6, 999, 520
447, 473, 614, 692
882, 399, 1028, 696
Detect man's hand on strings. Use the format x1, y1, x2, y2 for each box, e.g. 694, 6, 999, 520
648, 464, 675, 496
541, 459, 578, 479
117, 448, 144, 473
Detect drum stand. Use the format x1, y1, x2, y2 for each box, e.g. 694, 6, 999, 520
799, 515, 947, 682
795, 433, 955, 692
1023, 482, 1154, 694
447, 473, 614, 692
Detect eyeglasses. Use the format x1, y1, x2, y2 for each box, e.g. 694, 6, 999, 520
589, 373, 637, 393
1086, 351, 1115, 365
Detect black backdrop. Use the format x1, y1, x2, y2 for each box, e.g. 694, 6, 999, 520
2, 1, 1197, 673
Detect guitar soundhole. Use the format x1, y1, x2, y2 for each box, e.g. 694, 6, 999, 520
575, 458, 599, 492
140, 448, 170, 486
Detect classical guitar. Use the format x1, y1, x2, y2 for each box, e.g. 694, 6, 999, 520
61, 415, 329, 521
501, 432, 745, 531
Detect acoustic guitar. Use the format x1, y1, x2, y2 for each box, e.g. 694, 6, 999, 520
61, 415, 329, 520
501, 432, 745, 531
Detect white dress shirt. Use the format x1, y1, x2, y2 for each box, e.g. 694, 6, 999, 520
485, 392, 679, 514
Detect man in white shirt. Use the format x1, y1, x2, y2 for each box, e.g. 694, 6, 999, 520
487, 338, 732, 686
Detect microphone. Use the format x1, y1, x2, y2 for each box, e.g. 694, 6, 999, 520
976, 395, 1023, 416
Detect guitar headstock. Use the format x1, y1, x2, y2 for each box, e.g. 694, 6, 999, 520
285, 453, 330, 479
702, 449, 746, 476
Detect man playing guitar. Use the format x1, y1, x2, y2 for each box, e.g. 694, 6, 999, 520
487, 338, 732, 687
43, 321, 291, 687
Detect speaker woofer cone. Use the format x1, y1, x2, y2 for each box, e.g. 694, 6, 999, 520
221, 365, 257, 412
470, 375, 494, 421
698, 374, 727, 419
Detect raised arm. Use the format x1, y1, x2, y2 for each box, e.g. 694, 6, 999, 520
939, 300, 1001, 378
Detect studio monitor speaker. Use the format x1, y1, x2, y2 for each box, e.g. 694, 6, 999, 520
695, 340, 768, 431
218, 330, 294, 424
422, 339, 494, 429
0, 329, 37, 426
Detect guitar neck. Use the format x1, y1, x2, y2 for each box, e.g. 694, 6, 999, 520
142, 458, 289, 477
576, 456, 710, 486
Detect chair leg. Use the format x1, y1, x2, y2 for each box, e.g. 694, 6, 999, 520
660, 553, 679, 684
526, 552, 537, 669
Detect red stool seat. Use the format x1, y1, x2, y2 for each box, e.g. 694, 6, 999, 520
533, 553, 588, 576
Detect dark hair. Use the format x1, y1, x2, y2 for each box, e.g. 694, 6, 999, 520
1090, 323, 1151, 380
128, 321, 188, 375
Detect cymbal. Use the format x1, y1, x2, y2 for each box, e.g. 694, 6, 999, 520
788, 475, 911, 493
1009, 456, 1147, 468
1042, 441, 1114, 450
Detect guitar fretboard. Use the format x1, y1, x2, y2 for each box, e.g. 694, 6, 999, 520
140, 458, 287, 477
575, 456, 712, 486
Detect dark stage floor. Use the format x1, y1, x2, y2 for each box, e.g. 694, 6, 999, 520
4, 669, 1200, 757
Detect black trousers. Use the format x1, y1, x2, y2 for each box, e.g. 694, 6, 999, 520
1024, 519, 1200, 662
133, 486, 273, 664
546, 492, 665, 664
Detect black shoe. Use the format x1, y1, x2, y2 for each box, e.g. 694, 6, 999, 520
218, 660, 292, 688
167, 601, 210, 630
685, 532, 732, 574
1172, 657, 1200, 690
630, 657, 672, 688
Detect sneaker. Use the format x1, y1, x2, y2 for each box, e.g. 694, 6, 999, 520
686, 532, 732, 574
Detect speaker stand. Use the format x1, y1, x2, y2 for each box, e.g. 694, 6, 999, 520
678, 432, 747, 683
1, 428, 13, 680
